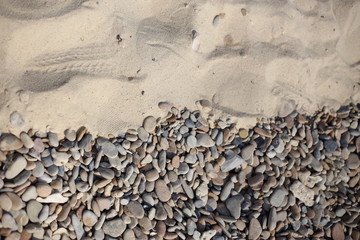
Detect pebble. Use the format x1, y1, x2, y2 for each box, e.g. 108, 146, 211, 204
221, 154, 244, 172
33, 138, 45, 152
0, 134, 23, 151
143, 116, 157, 132
20, 132, 34, 148
324, 140, 337, 153
346, 153, 360, 169
125, 201, 144, 218
268, 208, 277, 231
26, 200, 43, 223
5, 156, 27, 179
98, 167, 115, 180
220, 181, 234, 201
145, 169, 160, 182
101, 141, 118, 158
36, 183, 52, 197
64, 129, 76, 141
186, 135, 197, 148
290, 181, 315, 207
48, 132, 59, 147
248, 218, 262, 240
270, 188, 288, 207
332, 223, 345, 240
6, 192, 23, 210
103, 218, 126, 237
22, 186, 38, 201
32, 162, 45, 178
196, 133, 215, 147
0, 193, 13, 211
225, 196, 243, 219
155, 180, 171, 202
83, 210, 98, 227
72, 214, 85, 240
241, 144, 256, 160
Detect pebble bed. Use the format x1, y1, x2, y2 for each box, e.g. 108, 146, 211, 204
0, 104, 359, 240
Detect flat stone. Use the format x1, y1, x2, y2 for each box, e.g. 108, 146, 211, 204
36, 183, 52, 198
95, 197, 113, 211
26, 200, 43, 223
310, 154, 323, 172
48, 132, 59, 147
37, 193, 69, 203
332, 223, 345, 240
248, 218, 262, 240
196, 133, 215, 147
98, 167, 115, 180
138, 217, 153, 231
241, 144, 256, 160
83, 210, 98, 227
324, 140, 337, 153
20, 132, 34, 148
32, 162, 45, 178
103, 218, 126, 237
221, 155, 244, 172
248, 173, 264, 188
101, 141, 118, 158
0, 193, 12, 211
33, 138, 45, 152
290, 180, 315, 207
143, 116, 157, 132
137, 127, 149, 142
186, 135, 197, 148
65, 129, 76, 141
220, 181, 234, 201
155, 179, 171, 202
22, 186, 38, 202
2, 213, 17, 231
346, 153, 360, 169
125, 201, 144, 218
270, 188, 288, 207
268, 208, 277, 231
0, 134, 23, 151
6, 192, 23, 210
5, 156, 27, 179
78, 134, 92, 149
145, 169, 160, 182
71, 214, 85, 240
225, 195, 243, 219
123, 229, 136, 240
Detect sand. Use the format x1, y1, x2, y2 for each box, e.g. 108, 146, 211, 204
0, 0, 359, 137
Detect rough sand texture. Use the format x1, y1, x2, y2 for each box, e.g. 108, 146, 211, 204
0, 0, 359, 136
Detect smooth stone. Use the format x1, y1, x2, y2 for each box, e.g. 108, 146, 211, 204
64, 129, 76, 141
103, 218, 126, 237
220, 181, 234, 201
26, 200, 43, 223
52, 151, 70, 166
178, 162, 190, 174
32, 162, 45, 178
125, 201, 144, 218
33, 138, 45, 152
14, 170, 31, 186
83, 210, 98, 227
123, 229, 136, 240
138, 217, 153, 231
101, 141, 118, 158
98, 167, 115, 180
2, 213, 18, 231
239, 129, 249, 139
5, 156, 27, 179
201, 230, 217, 240
36, 183, 52, 198
6, 192, 23, 210
20, 132, 34, 148
324, 140, 337, 153
186, 135, 197, 148
78, 134, 92, 149
195, 182, 209, 206
248, 173, 264, 188
346, 153, 360, 169
221, 155, 244, 172
268, 208, 277, 231
196, 133, 215, 147
225, 195, 243, 219
71, 214, 85, 240
332, 223, 345, 240
309, 155, 323, 172
48, 132, 59, 147
241, 144, 256, 160
96, 197, 113, 211
145, 169, 160, 182
38, 205, 49, 222
248, 218, 262, 240
36, 193, 69, 203
289, 180, 315, 207
137, 127, 149, 141
22, 186, 38, 202
143, 116, 157, 132
270, 188, 288, 207
0, 193, 13, 211
155, 180, 171, 202
0, 134, 23, 151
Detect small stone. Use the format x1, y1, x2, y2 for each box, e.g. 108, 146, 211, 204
155, 180, 171, 202
220, 181, 234, 201
221, 154, 244, 172
145, 169, 160, 182
254, 127, 272, 138
48, 132, 59, 147
101, 141, 118, 158
83, 210, 98, 227
0, 193, 13, 211
186, 135, 197, 148
123, 229, 136, 240
143, 116, 157, 132
6, 192, 23, 210
0, 134, 23, 151
346, 153, 360, 169
26, 200, 43, 223
32, 162, 45, 178
36, 193, 69, 203
22, 186, 38, 202
248, 173, 264, 188
248, 218, 262, 240
225, 195, 243, 219
78, 134, 92, 149
270, 188, 288, 207
98, 167, 115, 180
36, 183, 52, 198
138, 217, 153, 231
268, 208, 277, 231
290, 180, 315, 207
103, 218, 126, 237
33, 138, 45, 152
196, 133, 215, 147
241, 144, 256, 160
10, 111, 25, 127
239, 129, 249, 139
332, 223, 345, 240
20, 132, 34, 148
125, 201, 144, 218
72, 214, 85, 240
324, 140, 337, 153
5, 156, 27, 179
2, 213, 17, 231
64, 129, 76, 141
